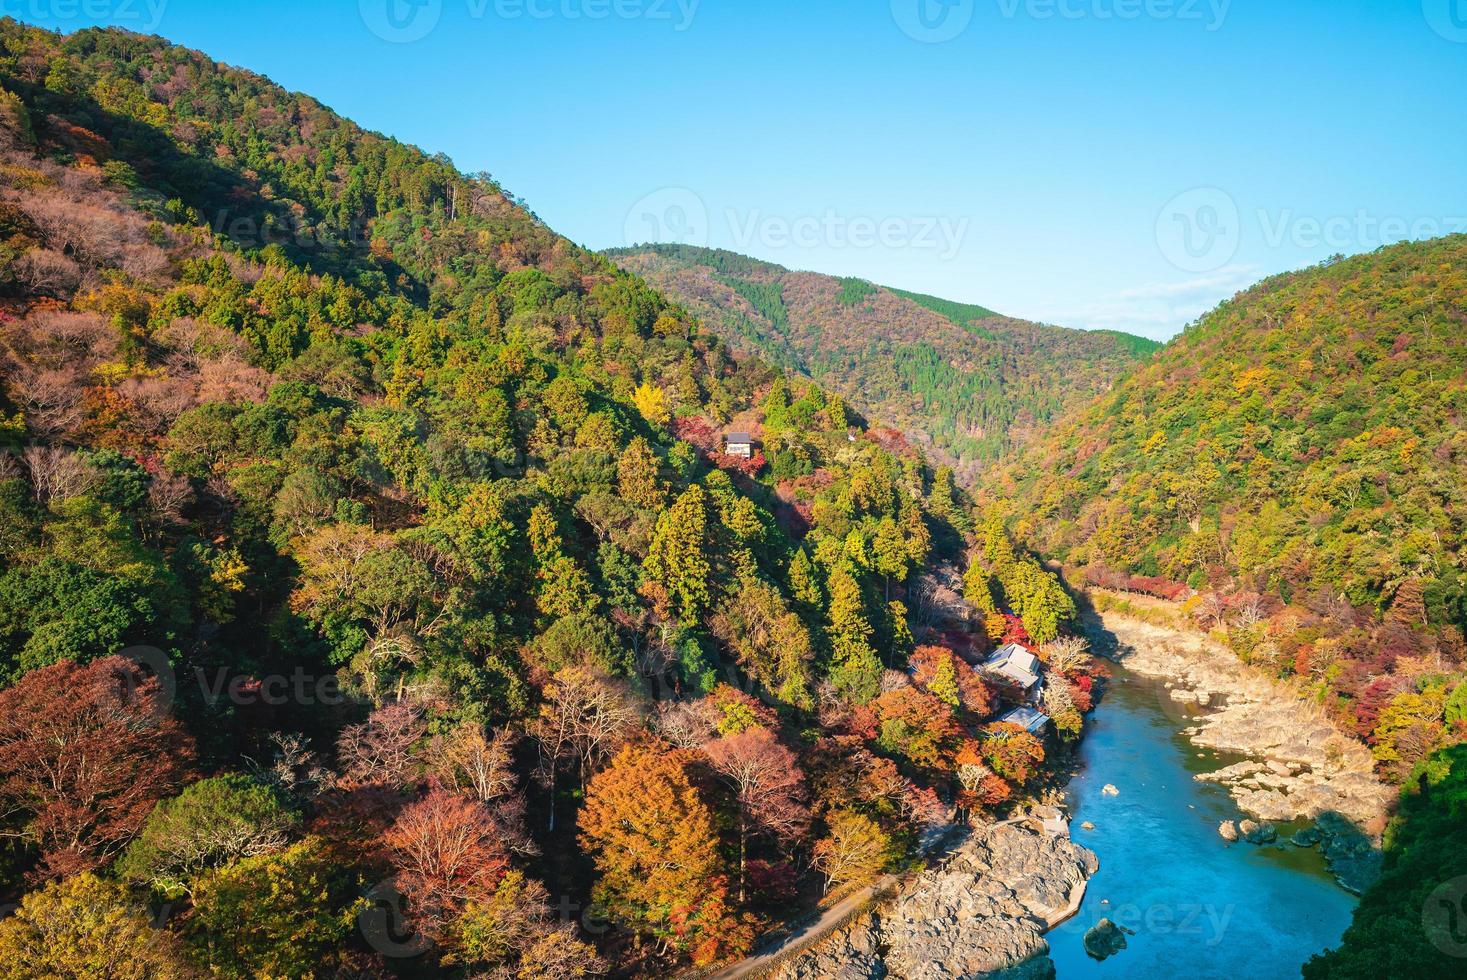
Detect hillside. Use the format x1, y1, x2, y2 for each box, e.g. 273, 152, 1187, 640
607, 244, 1160, 472
0, 22, 1089, 979
982, 237, 1467, 778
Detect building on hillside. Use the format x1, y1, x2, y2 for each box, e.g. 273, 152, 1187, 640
724, 432, 755, 459
982, 643, 1042, 695
999, 706, 1051, 735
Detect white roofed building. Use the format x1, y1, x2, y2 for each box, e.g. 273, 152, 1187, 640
983, 643, 1042, 694
999, 706, 1051, 735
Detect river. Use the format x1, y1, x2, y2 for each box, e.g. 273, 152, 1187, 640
1046, 661, 1358, 979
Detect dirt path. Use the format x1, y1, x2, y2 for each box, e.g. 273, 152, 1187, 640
700, 820, 1047, 980
703, 873, 904, 980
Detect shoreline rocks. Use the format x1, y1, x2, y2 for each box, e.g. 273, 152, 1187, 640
1087, 604, 1393, 835
772, 822, 1098, 980
1085, 598, 1394, 893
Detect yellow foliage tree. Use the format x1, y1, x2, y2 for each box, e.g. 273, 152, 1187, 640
632, 382, 671, 427
0, 874, 193, 979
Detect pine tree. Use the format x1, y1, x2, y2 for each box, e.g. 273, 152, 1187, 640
643, 485, 712, 624
617, 437, 666, 510
826, 562, 882, 703
528, 504, 598, 619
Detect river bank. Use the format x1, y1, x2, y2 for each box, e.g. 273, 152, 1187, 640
1081, 590, 1394, 892
770, 818, 1098, 980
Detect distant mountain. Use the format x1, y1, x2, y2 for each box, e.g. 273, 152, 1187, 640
607, 244, 1160, 473
979, 235, 1467, 623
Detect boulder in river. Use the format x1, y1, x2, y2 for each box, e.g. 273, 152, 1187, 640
1083, 918, 1134, 961
1244, 822, 1278, 844
1218, 820, 1239, 842
1101, 784, 1120, 797
1291, 827, 1322, 847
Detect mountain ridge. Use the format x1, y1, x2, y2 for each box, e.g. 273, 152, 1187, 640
607, 242, 1160, 473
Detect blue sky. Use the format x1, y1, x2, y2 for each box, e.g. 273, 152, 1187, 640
10, 0, 1467, 339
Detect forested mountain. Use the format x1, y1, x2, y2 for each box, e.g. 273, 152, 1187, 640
982, 237, 1467, 777
0, 22, 1088, 978
607, 243, 1160, 472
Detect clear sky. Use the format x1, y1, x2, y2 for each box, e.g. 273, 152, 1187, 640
8, 0, 1467, 339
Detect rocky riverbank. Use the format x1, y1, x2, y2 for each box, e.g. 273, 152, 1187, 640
1084, 594, 1395, 891
772, 820, 1097, 980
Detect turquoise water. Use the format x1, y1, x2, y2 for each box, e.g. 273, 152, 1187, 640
1047, 663, 1359, 980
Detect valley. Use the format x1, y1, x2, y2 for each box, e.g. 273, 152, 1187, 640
0, 14, 1461, 980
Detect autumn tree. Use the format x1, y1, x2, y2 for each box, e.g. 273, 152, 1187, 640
704, 728, 811, 902
811, 810, 893, 894
188, 837, 362, 978
579, 743, 731, 955
632, 382, 671, 427
433, 723, 518, 804
458, 869, 608, 976
911, 645, 994, 718
384, 789, 511, 942
0, 656, 194, 878
528, 503, 599, 621
532, 666, 643, 831
979, 722, 1046, 786
617, 436, 666, 510
335, 701, 426, 790
708, 576, 815, 707
0, 873, 193, 979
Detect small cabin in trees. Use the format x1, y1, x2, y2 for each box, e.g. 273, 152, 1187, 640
724, 432, 755, 459
999, 706, 1051, 735
983, 643, 1042, 695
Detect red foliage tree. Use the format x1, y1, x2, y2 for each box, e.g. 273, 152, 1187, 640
0, 656, 194, 879
704, 728, 811, 902
383, 789, 510, 940
910, 645, 995, 719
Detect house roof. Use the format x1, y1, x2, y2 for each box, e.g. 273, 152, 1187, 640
725, 432, 753, 444
999, 706, 1051, 734
983, 643, 1042, 689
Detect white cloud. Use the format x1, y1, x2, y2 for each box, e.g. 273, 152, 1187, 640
1034, 265, 1261, 341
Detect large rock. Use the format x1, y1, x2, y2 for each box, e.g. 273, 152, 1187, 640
771, 822, 1097, 980
1082, 918, 1133, 961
